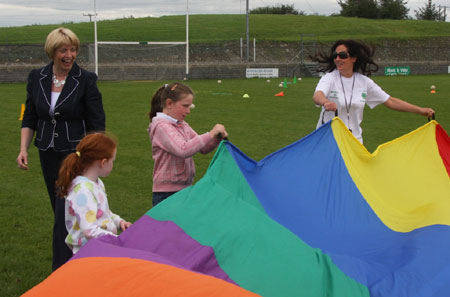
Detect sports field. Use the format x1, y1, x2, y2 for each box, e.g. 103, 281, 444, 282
1, 75, 449, 296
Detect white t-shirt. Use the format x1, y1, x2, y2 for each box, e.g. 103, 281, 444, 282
315, 69, 390, 143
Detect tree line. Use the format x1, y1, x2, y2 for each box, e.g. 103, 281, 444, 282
250, 0, 447, 21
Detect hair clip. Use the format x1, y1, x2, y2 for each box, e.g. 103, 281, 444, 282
76, 151, 81, 157
164, 84, 169, 88
170, 84, 178, 91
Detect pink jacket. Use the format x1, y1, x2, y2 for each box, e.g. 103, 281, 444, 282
148, 117, 220, 192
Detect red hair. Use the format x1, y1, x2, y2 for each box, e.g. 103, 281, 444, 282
56, 132, 117, 197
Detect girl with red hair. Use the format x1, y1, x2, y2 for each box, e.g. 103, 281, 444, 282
56, 133, 131, 254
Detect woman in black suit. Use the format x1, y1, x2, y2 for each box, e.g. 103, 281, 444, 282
16, 27, 105, 271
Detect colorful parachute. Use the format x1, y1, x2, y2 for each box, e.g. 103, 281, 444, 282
23, 118, 450, 297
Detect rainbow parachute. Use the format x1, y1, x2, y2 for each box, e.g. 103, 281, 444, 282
23, 118, 450, 297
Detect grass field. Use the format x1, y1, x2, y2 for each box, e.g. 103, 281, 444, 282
1, 14, 450, 44
1, 75, 449, 296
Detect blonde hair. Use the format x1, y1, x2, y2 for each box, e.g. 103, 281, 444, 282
44, 27, 80, 59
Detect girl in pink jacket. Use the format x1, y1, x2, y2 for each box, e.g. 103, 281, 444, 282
148, 82, 228, 207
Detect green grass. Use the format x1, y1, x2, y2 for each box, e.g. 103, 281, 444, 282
1, 15, 450, 44
1, 75, 450, 296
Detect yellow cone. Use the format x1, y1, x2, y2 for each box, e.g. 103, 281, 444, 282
18, 104, 25, 120
243, 94, 250, 98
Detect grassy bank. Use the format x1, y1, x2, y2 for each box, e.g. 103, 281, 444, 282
1, 14, 450, 44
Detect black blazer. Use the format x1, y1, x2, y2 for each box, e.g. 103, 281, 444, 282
22, 62, 106, 152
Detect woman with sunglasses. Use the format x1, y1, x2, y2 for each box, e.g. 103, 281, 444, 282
312, 39, 434, 143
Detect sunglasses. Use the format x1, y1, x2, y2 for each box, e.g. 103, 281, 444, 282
332, 51, 350, 59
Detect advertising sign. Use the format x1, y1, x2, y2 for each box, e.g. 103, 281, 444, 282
246, 68, 279, 78
384, 66, 410, 76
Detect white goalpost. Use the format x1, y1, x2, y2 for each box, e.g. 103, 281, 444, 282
92, 0, 190, 78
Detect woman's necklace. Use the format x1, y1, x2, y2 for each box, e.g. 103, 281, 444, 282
339, 72, 355, 132
52, 74, 66, 88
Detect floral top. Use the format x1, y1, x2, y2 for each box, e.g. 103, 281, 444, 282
65, 176, 123, 254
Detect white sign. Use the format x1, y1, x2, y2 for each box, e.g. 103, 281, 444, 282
448, 66, 450, 74
246, 68, 279, 78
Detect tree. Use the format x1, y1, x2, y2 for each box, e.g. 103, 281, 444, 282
415, 0, 441, 20
379, 0, 409, 19
250, 4, 305, 15
337, 0, 379, 19
337, 0, 409, 19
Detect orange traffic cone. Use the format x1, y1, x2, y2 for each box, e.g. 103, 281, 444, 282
275, 91, 284, 97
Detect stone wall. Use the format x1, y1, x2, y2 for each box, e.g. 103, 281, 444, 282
0, 63, 314, 82
1, 38, 449, 82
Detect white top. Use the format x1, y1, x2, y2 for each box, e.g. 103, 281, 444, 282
50, 91, 60, 116
315, 69, 390, 142
155, 112, 179, 124
48, 91, 61, 148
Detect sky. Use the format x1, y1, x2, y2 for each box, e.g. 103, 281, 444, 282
0, 0, 441, 27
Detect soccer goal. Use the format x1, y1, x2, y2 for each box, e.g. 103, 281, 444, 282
92, 0, 190, 78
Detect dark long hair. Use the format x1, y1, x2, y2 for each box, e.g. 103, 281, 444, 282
311, 39, 379, 76
56, 132, 117, 197
149, 82, 194, 121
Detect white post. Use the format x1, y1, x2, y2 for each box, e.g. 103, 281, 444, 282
94, 0, 98, 76
186, 0, 189, 76
253, 38, 256, 62
240, 38, 243, 59
246, 0, 249, 62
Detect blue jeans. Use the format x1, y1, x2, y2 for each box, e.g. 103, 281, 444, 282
152, 192, 177, 207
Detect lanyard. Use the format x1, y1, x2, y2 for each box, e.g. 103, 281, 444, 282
339, 73, 355, 132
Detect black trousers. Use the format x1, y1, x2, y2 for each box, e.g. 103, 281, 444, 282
39, 149, 74, 271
